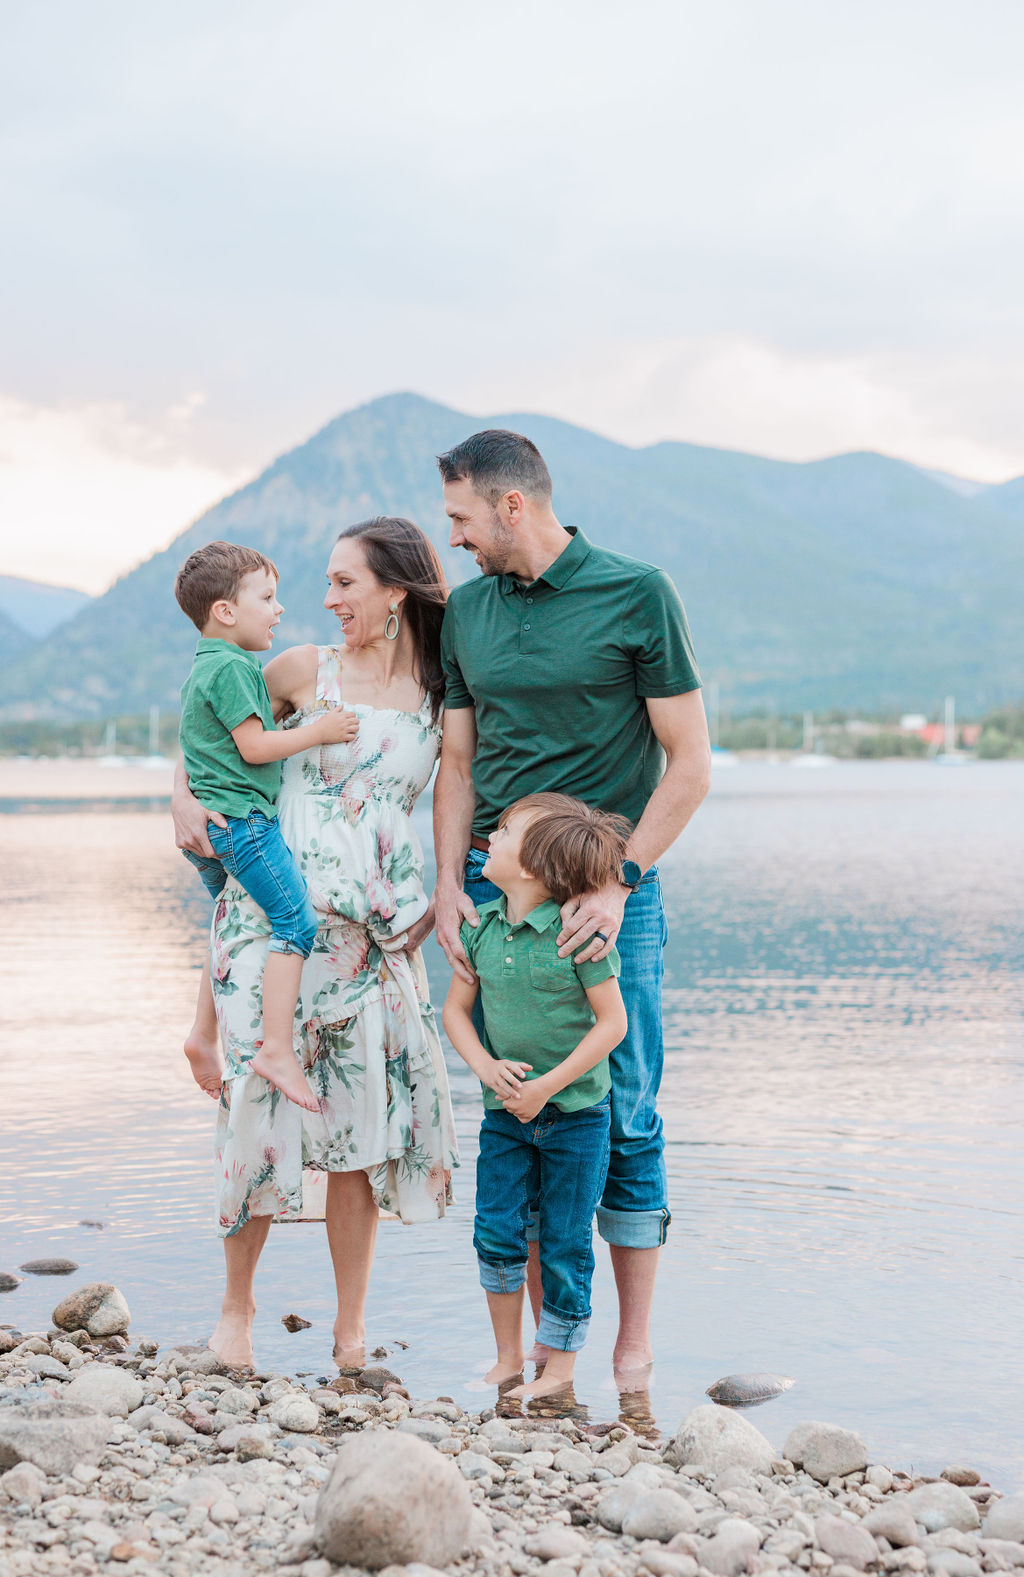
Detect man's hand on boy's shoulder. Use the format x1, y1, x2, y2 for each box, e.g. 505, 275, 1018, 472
556, 880, 628, 964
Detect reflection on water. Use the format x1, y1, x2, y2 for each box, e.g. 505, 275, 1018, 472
1, 764, 1022, 1485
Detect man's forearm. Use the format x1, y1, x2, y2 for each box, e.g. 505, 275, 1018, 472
433, 760, 476, 889
627, 749, 711, 873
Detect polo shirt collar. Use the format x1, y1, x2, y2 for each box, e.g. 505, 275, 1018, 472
496, 894, 563, 932
194, 637, 258, 665
500, 527, 591, 594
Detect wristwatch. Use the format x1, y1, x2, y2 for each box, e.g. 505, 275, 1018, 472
620, 859, 643, 893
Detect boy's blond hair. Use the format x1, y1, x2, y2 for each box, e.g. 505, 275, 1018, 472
174, 540, 278, 631
500, 792, 632, 906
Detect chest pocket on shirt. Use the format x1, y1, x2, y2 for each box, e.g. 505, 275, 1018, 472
529, 957, 578, 995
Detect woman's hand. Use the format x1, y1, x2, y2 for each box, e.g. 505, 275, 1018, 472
172, 769, 227, 857
484, 1059, 532, 1101
401, 904, 436, 954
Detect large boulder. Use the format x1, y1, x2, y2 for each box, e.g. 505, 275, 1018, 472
52, 1283, 130, 1338
313, 1429, 475, 1570
985, 1494, 1024, 1543
64, 1366, 143, 1417
906, 1481, 981, 1534
669, 1404, 775, 1477
621, 1489, 699, 1542
783, 1421, 868, 1482
0, 1396, 110, 1477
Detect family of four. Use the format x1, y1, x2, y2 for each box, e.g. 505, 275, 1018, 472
172, 428, 711, 1399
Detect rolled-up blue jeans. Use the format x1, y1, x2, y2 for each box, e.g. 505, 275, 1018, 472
474, 1095, 611, 1352
465, 849, 671, 1249
183, 810, 318, 958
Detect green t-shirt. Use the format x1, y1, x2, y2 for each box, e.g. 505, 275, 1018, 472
179, 638, 281, 820
460, 896, 620, 1112
440, 528, 701, 837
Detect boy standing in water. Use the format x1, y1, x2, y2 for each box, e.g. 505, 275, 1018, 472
443, 792, 629, 1398
175, 540, 357, 1112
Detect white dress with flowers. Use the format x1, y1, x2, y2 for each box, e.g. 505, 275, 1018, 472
211, 646, 458, 1237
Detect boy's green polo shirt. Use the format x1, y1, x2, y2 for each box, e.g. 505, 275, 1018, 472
440, 528, 701, 837
179, 638, 281, 820
461, 896, 620, 1112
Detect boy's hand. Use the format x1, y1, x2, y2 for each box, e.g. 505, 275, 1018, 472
314, 707, 359, 746
483, 1059, 532, 1101
502, 1077, 550, 1124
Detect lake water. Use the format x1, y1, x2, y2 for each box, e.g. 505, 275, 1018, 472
1, 760, 1022, 1486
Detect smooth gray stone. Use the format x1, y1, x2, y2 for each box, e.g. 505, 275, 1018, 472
985, 1494, 1024, 1543
64, 1365, 143, 1417
907, 1482, 981, 1534
0, 1395, 109, 1476
865, 1497, 919, 1547
783, 1421, 868, 1482
814, 1512, 879, 1570
706, 1372, 795, 1407
314, 1431, 474, 1570
0, 1273, 21, 1293
670, 1403, 775, 1477
621, 1488, 699, 1542
51, 1282, 130, 1338
19, 1259, 79, 1276
700, 1517, 764, 1576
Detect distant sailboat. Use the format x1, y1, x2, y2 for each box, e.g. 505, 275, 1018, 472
791, 708, 835, 767
143, 703, 174, 769
98, 720, 126, 768
934, 695, 968, 766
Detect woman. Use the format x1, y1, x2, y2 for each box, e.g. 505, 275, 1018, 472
174, 516, 458, 1369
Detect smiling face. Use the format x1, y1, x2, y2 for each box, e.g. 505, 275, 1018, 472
217, 567, 282, 650
442, 477, 515, 577
324, 536, 403, 649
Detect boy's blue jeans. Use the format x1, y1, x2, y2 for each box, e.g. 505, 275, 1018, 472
465, 849, 671, 1249
474, 1094, 611, 1352
183, 811, 318, 958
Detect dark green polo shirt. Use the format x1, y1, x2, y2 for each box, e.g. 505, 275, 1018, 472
179, 638, 281, 820
461, 896, 620, 1112
441, 529, 701, 836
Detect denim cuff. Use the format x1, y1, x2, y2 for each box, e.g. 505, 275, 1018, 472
536, 1304, 590, 1352
267, 936, 312, 959
596, 1204, 671, 1248
477, 1257, 527, 1294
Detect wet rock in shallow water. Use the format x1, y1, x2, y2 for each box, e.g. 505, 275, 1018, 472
52, 1282, 130, 1337
282, 1313, 312, 1332
64, 1365, 143, 1417
0, 1395, 110, 1476
357, 1365, 402, 1393
942, 1466, 981, 1488
983, 1493, 1024, 1543
0, 1273, 21, 1293
77, 1220, 105, 1230
906, 1481, 981, 1534
670, 1403, 775, 1477
706, 1372, 795, 1407
783, 1421, 868, 1482
815, 1513, 879, 1570
20, 1258, 79, 1276
314, 1429, 474, 1569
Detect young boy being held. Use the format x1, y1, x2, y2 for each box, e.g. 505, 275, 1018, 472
443, 792, 630, 1400
175, 540, 357, 1113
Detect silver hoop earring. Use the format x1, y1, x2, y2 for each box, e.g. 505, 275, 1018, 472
384, 603, 401, 641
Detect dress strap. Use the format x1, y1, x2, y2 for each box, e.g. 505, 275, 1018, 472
316, 646, 344, 708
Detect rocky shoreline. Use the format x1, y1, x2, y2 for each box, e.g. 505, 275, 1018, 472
2, 1284, 1023, 1577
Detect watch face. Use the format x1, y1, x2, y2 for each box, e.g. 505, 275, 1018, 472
622, 860, 642, 888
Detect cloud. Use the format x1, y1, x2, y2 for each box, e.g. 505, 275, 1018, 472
0, 398, 245, 593
464, 337, 1024, 483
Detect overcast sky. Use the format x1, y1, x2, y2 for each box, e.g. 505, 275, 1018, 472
3, 0, 1024, 591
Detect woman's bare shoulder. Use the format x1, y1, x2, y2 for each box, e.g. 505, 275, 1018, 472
264, 643, 319, 706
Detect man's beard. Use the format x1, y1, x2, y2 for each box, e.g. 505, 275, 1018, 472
470, 511, 515, 577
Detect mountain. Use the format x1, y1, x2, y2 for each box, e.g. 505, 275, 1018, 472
0, 576, 92, 640
2, 392, 1022, 720
0, 605, 33, 664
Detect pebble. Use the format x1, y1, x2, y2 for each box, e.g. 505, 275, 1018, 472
18, 1259, 79, 1276
784, 1422, 869, 1483
906, 1481, 981, 1533
51, 1282, 131, 1338
621, 1489, 699, 1542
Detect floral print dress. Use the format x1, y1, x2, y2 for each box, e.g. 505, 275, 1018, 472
211, 647, 458, 1237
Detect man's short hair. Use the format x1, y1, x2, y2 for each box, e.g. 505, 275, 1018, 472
501, 792, 631, 907
174, 540, 278, 631
436, 429, 553, 506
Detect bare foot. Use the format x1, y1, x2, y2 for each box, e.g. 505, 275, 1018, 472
507, 1371, 576, 1400
613, 1347, 654, 1384
184, 1029, 224, 1099
208, 1309, 254, 1368
251, 1040, 320, 1113
333, 1337, 366, 1370
484, 1354, 525, 1384
526, 1340, 552, 1367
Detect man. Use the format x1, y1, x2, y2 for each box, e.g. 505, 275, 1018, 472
433, 427, 710, 1381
